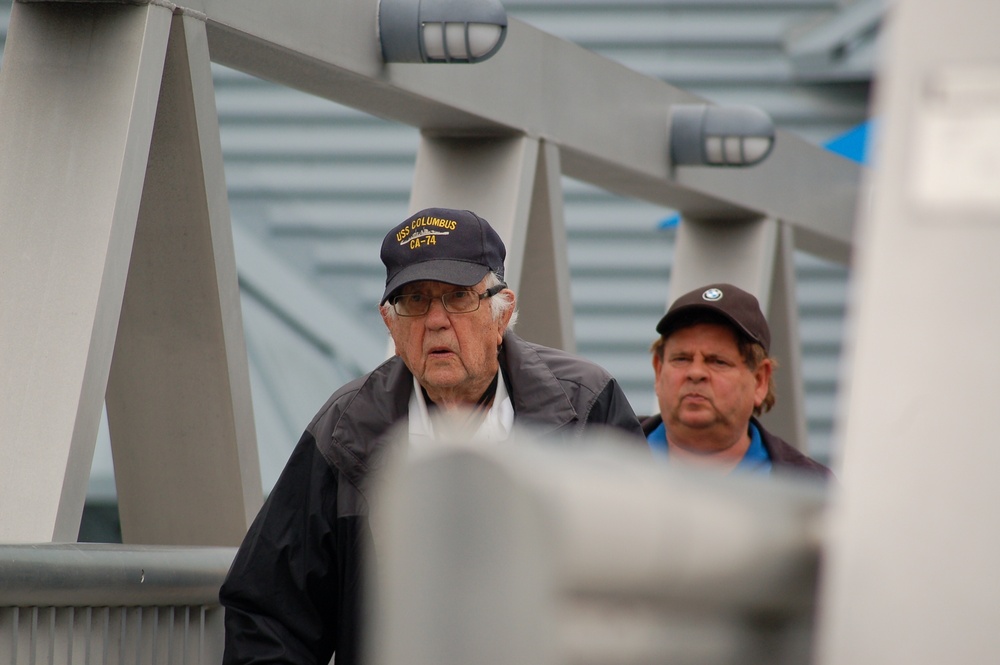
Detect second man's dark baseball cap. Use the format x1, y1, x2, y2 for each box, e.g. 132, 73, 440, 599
655, 283, 771, 353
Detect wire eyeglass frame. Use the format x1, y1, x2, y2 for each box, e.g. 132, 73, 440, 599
391, 283, 507, 316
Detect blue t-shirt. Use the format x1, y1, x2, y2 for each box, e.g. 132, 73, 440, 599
647, 420, 772, 474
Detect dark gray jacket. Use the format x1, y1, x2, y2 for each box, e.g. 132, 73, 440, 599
220, 332, 643, 665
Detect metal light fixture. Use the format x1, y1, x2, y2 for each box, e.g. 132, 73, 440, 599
669, 104, 776, 167
378, 0, 508, 64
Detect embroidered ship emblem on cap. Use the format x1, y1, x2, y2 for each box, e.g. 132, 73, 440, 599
400, 228, 450, 245
702, 288, 723, 301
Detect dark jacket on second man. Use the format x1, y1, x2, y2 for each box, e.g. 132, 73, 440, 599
640, 413, 833, 478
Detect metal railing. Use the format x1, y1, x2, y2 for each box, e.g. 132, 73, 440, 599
0, 544, 235, 665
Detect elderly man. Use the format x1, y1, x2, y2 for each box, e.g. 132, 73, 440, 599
220, 207, 643, 665
642, 283, 831, 477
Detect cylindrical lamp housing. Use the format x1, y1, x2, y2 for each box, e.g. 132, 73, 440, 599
670, 104, 776, 167
378, 0, 508, 63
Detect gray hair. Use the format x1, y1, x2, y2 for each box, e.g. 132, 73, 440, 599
380, 271, 518, 331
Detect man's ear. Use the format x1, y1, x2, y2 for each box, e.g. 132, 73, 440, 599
380, 306, 401, 357
497, 289, 516, 342
753, 359, 773, 406
502, 289, 516, 325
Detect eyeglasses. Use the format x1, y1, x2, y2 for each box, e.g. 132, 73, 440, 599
391, 283, 507, 317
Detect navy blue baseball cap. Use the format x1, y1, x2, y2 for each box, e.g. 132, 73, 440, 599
380, 208, 506, 304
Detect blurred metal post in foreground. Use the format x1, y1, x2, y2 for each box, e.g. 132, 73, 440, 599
368, 430, 828, 665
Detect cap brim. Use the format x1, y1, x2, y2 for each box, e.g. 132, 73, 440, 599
381, 260, 491, 304
656, 303, 764, 347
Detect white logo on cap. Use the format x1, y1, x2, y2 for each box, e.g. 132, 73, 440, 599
702, 288, 723, 301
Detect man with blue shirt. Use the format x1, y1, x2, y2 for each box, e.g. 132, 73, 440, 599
641, 283, 831, 477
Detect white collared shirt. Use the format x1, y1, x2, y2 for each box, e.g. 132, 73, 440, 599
407, 372, 514, 449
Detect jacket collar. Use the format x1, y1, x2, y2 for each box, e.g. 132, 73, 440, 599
499, 332, 579, 435
334, 332, 580, 472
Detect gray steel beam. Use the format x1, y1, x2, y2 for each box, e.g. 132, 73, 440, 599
764, 222, 809, 452
817, 0, 1000, 662
0, 1, 172, 542
517, 141, 575, 353
670, 218, 781, 304
187, 0, 859, 264
105, 13, 262, 546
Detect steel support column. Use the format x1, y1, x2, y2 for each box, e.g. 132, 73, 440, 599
518, 142, 574, 353
0, 1, 172, 542
765, 222, 808, 451
105, 13, 262, 546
